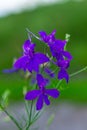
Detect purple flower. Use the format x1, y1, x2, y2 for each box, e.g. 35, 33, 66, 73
25, 74, 60, 110
50, 40, 73, 62
14, 40, 49, 73
57, 59, 70, 69
39, 30, 56, 44
57, 59, 70, 83
49, 39, 66, 57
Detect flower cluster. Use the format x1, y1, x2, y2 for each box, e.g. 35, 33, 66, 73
10, 30, 72, 110
39, 30, 73, 82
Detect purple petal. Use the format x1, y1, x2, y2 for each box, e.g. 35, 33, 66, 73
54, 40, 66, 50
51, 30, 56, 36
58, 68, 69, 83
2, 67, 18, 73
39, 30, 56, 44
44, 95, 50, 105
36, 94, 43, 110
62, 51, 73, 60
55, 52, 64, 61
14, 56, 29, 71
47, 30, 56, 43
28, 43, 36, 52
57, 60, 70, 69
23, 40, 36, 56
25, 90, 40, 100
49, 40, 66, 58
37, 74, 44, 86
44, 68, 55, 78
28, 59, 39, 72
23, 40, 31, 51
34, 53, 49, 64
38, 31, 47, 42
45, 89, 60, 98
37, 74, 49, 88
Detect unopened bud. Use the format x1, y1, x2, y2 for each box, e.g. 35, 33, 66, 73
65, 33, 70, 42
23, 86, 27, 95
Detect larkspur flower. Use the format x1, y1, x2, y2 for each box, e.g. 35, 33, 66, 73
14, 40, 49, 73
25, 74, 60, 110
49, 39, 66, 58
58, 68, 69, 83
57, 59, 70, 82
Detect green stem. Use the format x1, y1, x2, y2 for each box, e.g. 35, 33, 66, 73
32, 111, 40, 123
56, 80, 62, 89
0, 104, 22, 130
29, 100, 33, 123
26, 100, 33, 130
26, 28, 40, 40
25, 100, 30, 120
70, 66, 87, 77
56, 66, 87, 89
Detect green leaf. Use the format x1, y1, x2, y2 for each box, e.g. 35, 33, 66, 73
47, 113, 55, 126
1, 89, 10, 108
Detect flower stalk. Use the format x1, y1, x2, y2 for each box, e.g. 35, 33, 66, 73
0, 104, 22, 130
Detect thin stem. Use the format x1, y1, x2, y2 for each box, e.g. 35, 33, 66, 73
56, 80, 62, 89
56, 66, 87, 89
27, 32, 32, 42
32, 111, 40, 122
25, 100, 30, 119
26, 28, 41, 41
29, 100, 33, 124
0, 104, 22, 130
26, 100, 33, 130
32, 108, 44, 124
70, 66, 87, 77
53, 67, 58, 73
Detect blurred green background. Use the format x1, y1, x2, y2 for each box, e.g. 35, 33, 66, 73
0, 1, 87, 102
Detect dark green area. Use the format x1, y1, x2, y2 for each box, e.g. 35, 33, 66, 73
0, 1, 87, 102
